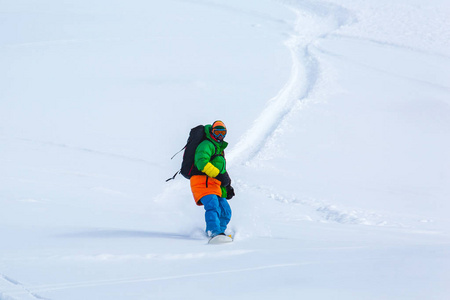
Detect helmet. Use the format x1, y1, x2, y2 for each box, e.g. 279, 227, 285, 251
211, 120, 227, 142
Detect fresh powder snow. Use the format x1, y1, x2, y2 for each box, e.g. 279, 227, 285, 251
1, 0, 449, 299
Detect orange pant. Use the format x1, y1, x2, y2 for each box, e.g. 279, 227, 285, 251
190, 175, 222, 205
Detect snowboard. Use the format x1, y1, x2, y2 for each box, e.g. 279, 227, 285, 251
208, 234, 233, 244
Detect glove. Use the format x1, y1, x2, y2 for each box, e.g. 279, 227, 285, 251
216, 171, 231, 187
202, 162, 220, 178
226, 185, 235, 200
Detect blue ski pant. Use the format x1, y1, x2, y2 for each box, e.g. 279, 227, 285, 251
200, 194, 231, 236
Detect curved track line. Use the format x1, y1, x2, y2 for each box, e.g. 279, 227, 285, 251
228, 0, 354, 165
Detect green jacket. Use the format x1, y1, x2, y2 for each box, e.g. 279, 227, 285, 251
194, 124, 229, 197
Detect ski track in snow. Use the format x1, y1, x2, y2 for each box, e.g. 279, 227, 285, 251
238, 181, 399, 227
226, 1, 380, 227
228, 0, 355, 165
10, 263, 311, 295
160, 1, 366, 228
0, 274, 50, 300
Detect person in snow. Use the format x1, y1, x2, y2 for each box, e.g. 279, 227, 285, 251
190, 120, 235, 237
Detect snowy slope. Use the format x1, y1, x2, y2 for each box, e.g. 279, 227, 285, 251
1, 0, 450, 299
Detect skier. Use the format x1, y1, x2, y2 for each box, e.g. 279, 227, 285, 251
190, 120, 235, 238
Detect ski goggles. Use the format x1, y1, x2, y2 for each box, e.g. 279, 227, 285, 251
212, 128, 227, 139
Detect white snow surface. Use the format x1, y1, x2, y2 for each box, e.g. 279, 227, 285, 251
1, 0, 450, 299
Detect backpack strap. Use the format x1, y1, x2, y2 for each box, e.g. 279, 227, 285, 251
170, 145, 186, 160
166, 170, 180, 182
166, 145, 186, 181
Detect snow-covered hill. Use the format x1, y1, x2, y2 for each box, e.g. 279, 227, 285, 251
1, 0, 449, 299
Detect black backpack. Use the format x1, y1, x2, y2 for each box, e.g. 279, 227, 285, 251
166, 125, 232, 193
166, 125, 215, 181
